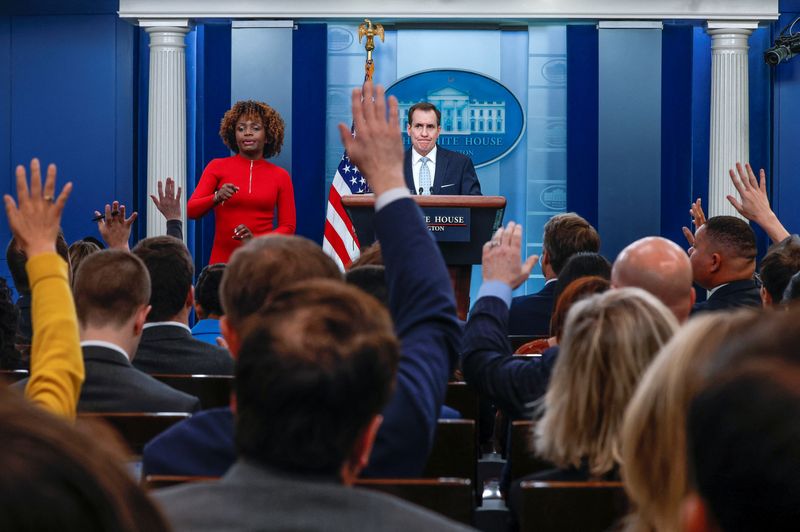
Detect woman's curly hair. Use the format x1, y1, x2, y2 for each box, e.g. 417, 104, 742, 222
219, 100, 284, 159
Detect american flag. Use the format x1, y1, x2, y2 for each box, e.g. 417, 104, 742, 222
322, 149, 370, 270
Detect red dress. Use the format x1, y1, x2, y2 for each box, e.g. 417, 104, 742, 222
187, 155, 296, 263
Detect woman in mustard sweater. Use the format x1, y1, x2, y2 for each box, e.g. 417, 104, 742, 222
4, 158, 83, 420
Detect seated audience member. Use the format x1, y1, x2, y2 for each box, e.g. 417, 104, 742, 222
68, 239, 101, 288
507, 288, 677, 525
348, 241, 383, 269
782, 270, 800, 304
508, 212, 600, 335
146, 83, 461, 482
0, 277, 21, 370
155, 281, 469, 531
551, 251, 611, 304
621, 310, 755, 532
612, 236, 695, 322
726, 162, 791, 243
345, 265, 388, 306
6, 158, 83, 419
132, 236, 233, 375
528, 288, 677, 481
681, 309, 800, 532
0, 385, 170, 531
69, 250, 198, 413
462, 227, 611, 419
686, 215, 760, 313
758, 235, 800, 307
7, 231, 70, 343
192, 263, 226, 345
143, 235, 342, 477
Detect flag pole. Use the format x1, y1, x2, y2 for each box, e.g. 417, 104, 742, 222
358, 18, 384, 83
322, 19, 384, 270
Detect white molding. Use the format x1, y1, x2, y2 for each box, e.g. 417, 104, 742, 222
707, 20, 759, 30
119, 0, 779, 22
231, 20, 295, 28
597, 21, 664, 29
138, 18, 190, 27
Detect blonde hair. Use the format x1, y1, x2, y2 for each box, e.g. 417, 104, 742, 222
620, 309, 757, 532
535, 287, 678, 476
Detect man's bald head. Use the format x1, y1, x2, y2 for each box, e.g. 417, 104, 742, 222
612, 237, 695, 323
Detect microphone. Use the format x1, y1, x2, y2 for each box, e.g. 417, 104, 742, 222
419, 187, 424, 196
429, 186, 434, 195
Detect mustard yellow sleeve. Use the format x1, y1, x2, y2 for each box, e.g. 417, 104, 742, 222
24, 252, 84, 420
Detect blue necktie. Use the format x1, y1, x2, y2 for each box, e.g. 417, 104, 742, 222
419, 156, 432, 195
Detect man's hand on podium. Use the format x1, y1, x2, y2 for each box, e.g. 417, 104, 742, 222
482, 221, 538, 289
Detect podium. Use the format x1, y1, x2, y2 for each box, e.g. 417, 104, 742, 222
342, 195, 506, 320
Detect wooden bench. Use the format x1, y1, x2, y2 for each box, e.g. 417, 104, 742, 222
356, 478, 474, 525
77, 412, 191, 454
509, 420, 554, 481
516, 481, 628, 532
444, 381, 479, 420
0, 369, 29, 383
144, 475, 219, 490
423, 419, 476, 484
151, 374, 233, 409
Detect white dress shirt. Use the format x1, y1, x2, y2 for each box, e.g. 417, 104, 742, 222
411, 145, 438, 195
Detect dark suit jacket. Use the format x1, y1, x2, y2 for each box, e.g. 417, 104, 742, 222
691, 278, 762, 314
17, 345, 200, 413
507, 281, 557, 336
133, 324, 234, 375
403, 146, 481, 195
144, 407, 235, 477
155, 460, 472, 532
461, 296, 559, 420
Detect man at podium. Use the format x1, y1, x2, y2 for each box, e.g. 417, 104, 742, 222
403, 102, 482, 196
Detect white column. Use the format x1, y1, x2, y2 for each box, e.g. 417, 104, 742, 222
141, 20, 190, 238
707, 21, 757, 218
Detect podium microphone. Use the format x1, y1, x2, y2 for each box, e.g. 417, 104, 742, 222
429, 187, 434, 195
419, 187, 424, 196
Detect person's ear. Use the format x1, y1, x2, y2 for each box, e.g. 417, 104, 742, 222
341, 415, 383, 486
709, 252, 721, 273
220, 316, 241, 357
761, 285, 772, 307
681, 492, 715, 532
194, 301, 205, 319
185, 285, 195, 309
133, 305, 151, 336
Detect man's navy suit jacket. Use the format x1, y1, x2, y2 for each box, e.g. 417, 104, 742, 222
507, 281, 557, 336
691, 278, 762, 314
403, 146, 481, 195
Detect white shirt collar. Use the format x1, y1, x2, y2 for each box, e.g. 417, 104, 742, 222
143, 321, 192, 333
80, 340, 130, 360
412, 144, 437, 165
707, 282, 730, 298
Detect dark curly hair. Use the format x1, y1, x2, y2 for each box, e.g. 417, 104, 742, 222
219, 100, 284, 159
0, 277, 20, 369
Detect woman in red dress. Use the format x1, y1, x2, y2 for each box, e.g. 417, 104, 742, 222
188, 101, 296, 263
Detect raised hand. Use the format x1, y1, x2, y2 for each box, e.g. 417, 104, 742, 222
727, 162, 790, 242
681, 198, 706, 251
482, 221, 538, 289
150, 177, 182, 221
338, 81, 405, 195
4, 158, 72, 258
95, 200, 137, 250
